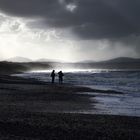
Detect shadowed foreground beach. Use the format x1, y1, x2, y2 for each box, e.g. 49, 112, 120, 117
0, 75, 140, 139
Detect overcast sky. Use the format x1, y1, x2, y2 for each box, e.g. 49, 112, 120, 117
0, 0, 140, 62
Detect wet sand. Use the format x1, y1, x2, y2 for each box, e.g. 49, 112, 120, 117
0, 75, 95, 113
0, 74, 140, 139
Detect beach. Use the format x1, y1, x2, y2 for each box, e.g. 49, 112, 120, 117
0, 0, 140, 138
0, 74, 140, 139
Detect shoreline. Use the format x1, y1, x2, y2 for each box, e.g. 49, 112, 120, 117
0, 74, 140, 139
0, 74, 136, 115
0, 74, 95, 114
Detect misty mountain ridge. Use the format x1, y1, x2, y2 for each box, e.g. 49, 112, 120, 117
1, 57, 140, 74
6, 57, 65, 63
5, 56, 140, 63
81, 57, 140, 63
101, 57, 140, 63
36, 58, 61, 63
6, 57, 32, 62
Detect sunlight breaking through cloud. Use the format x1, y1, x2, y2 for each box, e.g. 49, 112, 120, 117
0, 12, 78, 61
66, 3, 77, 12
0, 0, 140, 62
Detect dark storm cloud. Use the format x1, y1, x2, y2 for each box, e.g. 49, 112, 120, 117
0, 0, 140, 39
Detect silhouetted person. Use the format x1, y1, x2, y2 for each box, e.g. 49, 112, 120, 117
58, 71, 64, 84
50, 70, 55, 83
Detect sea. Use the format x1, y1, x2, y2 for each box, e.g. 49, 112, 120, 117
14, 69, 140, 117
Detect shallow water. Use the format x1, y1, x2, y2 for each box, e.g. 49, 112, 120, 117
14, 69, 140, 116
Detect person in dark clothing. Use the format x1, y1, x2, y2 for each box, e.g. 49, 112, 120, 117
58, 71, 64, 84
50, 70, 55, 83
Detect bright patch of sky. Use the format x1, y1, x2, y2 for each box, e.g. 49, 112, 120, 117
0, 12, 78, 61
0, 11, 138, 62
66, 3, 77, 12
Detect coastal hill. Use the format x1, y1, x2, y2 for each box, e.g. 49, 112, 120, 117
6, 56, 32, 63
100, 57, 140, 63
0, 57, 140, 74
74, 57, 140, 69
0, 61, 51, 74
